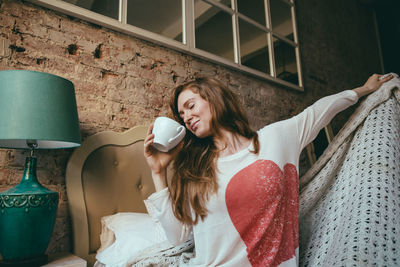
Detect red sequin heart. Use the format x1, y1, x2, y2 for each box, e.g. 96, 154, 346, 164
225, 160, 299, 267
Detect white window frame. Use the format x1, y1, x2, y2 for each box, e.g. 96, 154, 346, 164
29, 0, 303, 91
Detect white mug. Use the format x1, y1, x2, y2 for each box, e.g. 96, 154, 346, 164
152, 117, 186, 152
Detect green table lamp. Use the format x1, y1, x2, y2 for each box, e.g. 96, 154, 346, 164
0, 70, 81, 265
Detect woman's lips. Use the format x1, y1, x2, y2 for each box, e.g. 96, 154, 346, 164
191, 120, 199, 131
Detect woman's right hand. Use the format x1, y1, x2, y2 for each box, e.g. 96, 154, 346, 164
353, 73, 394, 98
144, 123, 183, 181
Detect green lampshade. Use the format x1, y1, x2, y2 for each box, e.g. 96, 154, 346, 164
0, 70, 81, 149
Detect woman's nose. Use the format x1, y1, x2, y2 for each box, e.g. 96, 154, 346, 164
183, 111, 191, 124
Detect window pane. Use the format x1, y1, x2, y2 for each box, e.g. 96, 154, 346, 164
270, 0, 294, 40
239, 19, 270, 74
64, 0, 119, 19
237, 0, 265, 26
127, 0, 183, 42
274, 37, 298, 85
195, 1, 234, 61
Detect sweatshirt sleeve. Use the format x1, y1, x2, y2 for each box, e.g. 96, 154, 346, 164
144, 188, 192, 246
295, 90, 358, 152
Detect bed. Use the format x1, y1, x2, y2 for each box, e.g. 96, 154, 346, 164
65, 125, 155, 266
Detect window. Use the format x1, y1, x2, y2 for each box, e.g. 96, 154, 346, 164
126, 0, 183, 42
194, 1, 234, 61
32, 0, 302, 89
63, 0, 119, 19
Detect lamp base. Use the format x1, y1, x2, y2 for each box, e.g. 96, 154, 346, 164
0, 157, 58, 261
0, 255, 48, 267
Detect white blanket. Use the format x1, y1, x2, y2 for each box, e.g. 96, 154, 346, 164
299, 74, 400, 266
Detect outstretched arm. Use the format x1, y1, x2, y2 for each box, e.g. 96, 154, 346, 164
295, 73, 393, 152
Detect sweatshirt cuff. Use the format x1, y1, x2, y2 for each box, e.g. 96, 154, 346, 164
345, 89, 359, 103
147, 187, 169, 201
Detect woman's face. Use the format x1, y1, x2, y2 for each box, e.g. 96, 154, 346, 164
177, 89, 213, 138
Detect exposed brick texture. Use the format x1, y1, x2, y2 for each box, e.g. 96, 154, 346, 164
0, 0, 382, 255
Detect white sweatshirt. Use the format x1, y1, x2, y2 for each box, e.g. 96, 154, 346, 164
146, 90, 359, 267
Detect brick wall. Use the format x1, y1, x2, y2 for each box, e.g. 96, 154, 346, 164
0, 0, 381, 255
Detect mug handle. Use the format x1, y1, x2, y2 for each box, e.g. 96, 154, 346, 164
168, 126, 185, 144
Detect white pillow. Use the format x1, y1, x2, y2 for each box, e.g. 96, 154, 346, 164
96, 212, 169, 267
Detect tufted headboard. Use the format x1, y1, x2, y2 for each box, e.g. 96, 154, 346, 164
65, 125, 155, 266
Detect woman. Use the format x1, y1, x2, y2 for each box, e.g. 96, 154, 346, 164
143, 74, 393, 267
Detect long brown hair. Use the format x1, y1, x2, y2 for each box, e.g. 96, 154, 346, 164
169, 77, 259, 224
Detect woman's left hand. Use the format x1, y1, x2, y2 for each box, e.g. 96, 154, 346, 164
353, 73, 394, 98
